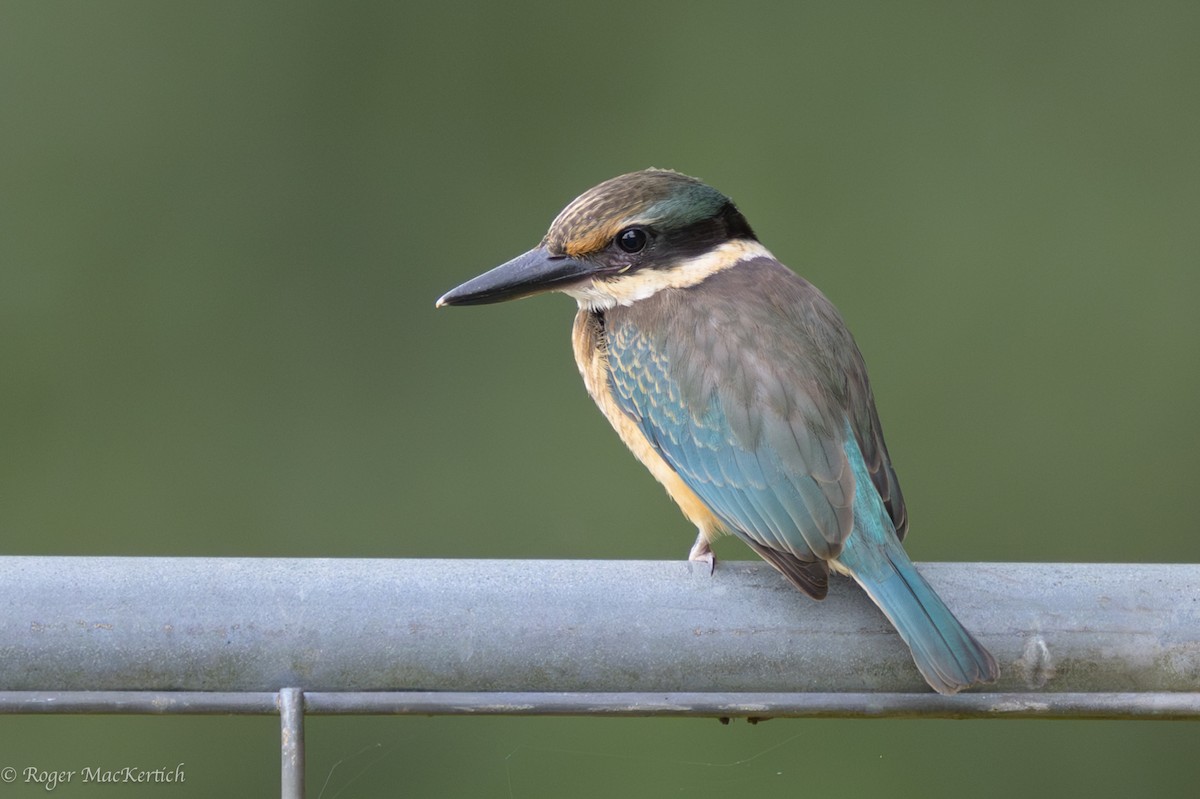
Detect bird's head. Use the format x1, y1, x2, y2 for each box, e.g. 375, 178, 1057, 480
436, 169, 763, 310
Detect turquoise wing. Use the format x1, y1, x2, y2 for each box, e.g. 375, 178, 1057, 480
601, 259, 906, 598
606, 312, 855, 596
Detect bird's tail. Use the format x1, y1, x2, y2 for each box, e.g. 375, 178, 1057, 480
838, 529, 998, 694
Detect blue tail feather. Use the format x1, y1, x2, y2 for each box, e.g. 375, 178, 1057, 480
840, 529, 998, 694
839, 426, 998, 694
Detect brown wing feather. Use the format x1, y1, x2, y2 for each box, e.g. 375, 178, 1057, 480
744, 539, 830, 599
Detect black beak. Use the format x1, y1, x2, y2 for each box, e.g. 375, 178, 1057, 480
436, 246, 593, 307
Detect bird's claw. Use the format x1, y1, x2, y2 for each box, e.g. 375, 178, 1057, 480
688, 539, 716, 575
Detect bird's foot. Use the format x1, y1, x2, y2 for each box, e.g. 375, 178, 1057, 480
688, 538, 716, 575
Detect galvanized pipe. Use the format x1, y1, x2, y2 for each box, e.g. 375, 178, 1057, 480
0, 690, 1198, 721
1, 557, 1197, 696
278, 687, 304, 799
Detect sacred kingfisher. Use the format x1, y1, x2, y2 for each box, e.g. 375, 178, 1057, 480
436, 169, 998, 694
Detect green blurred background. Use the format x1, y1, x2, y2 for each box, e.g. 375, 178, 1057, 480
2, 1, 1198, 796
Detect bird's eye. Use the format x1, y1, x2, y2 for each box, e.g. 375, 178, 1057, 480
616, 227, 648, 253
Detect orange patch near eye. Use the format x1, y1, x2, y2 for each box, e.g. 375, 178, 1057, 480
564, 221, 624, 258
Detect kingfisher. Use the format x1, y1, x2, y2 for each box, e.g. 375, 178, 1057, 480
436, 168, 998, 694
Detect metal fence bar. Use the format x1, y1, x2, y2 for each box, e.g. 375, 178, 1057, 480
301, 690, 1200, 721
278, 688, 304, 799
0, 691, 278, 714
2, 557, 1198, 695
3, 690, 1198, 721
2, 557, 1197, 796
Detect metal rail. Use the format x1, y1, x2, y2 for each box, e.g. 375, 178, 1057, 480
1, 557, 1197, 797
1, 689, 1198, 720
